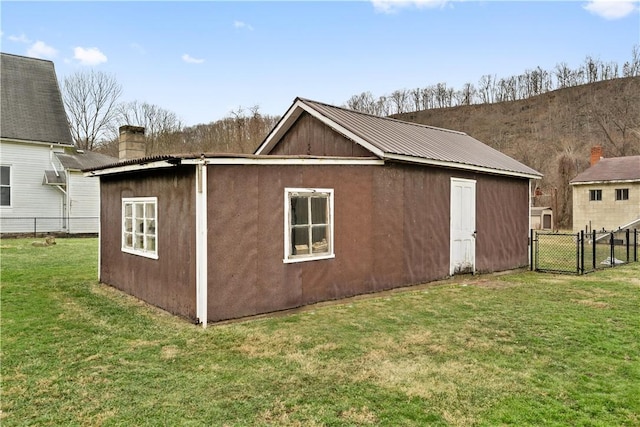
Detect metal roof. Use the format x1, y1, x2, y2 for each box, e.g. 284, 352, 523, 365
256, 97, 542, 179
1, 53, 73, 145
43, 170, 67, 185
55, 150, 118, 171
570, 156, 640, 184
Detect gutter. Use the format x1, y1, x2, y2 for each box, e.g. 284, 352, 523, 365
385, 153, 543, 180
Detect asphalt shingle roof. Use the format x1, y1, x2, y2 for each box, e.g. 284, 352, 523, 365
1, 53, 73, 145
55, 151, 118, 170
570, 156, 640, 184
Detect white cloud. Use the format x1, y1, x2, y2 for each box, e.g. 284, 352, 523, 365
583, 0, 639, 19
372, 0, 451, 14
233, 20, 254, 31
9, 33, 31, 43
27, 41, 58, 59
73, 47, 108, 66
182, 54, 205, 64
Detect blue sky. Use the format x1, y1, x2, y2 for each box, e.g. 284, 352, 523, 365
2, 1, 639, 126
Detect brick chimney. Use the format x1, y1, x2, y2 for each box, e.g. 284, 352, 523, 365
590, 145, 603, 166
119, 126, 146, 161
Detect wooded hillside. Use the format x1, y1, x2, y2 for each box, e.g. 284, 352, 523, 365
95, 77, 638, 228
393, 77, 640, 228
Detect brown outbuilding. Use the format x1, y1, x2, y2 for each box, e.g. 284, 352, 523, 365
87, 98, 542, 325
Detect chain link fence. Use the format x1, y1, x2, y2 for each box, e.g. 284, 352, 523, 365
0, 217, 99, 237
531, 229, 639, 274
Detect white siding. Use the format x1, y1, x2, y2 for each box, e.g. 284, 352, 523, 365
0, 140, 66, 233
67, 170, 100, 233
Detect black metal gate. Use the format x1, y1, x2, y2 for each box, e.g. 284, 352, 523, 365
531, 229, 638, 274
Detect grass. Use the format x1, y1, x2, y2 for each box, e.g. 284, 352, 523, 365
2, 238, 639, 426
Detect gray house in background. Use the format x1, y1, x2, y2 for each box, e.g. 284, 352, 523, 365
88, 98, 542, 325
0, 52, 116, 234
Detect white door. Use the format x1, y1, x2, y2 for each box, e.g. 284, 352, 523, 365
450, 178, 476, 275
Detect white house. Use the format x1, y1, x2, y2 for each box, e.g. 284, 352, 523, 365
0, 53, 116, 234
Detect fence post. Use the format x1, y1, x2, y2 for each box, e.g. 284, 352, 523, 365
530, 229, 534, 271
609, 232, 614, 268
635, 229, 638, 262
592, 230, 596, 270
626, 229, 630, 263
33, 217, 37, 237
580, 230, 585, 274
576, 232, 581, 275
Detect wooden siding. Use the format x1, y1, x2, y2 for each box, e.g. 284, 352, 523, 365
99, 166, 197, 321
0, 140, 65, 232
269, 112, 373, 157
205, 163, 530, 322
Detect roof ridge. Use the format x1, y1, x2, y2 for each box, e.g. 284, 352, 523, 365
297, 97, 468, 136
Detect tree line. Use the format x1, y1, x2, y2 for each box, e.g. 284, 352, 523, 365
346, 46, 640, 115
61, 70, 279, 157
61, 45, 638, 159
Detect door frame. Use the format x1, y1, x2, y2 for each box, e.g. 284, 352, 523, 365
449, 177, 476, 275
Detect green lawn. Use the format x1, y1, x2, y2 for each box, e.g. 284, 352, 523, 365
2, 238, 639, 426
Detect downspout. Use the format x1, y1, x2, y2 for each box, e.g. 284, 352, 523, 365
195, 158, 208, 328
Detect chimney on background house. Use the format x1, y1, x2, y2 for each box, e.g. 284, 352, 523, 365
119, 125, 146, 161
590, 145, 603, 166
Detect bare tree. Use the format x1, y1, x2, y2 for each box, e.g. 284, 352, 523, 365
390, 89, 410, 114
555, 62, 572, 89
589, 79, 640, 157
622, 44, 640, 77
478, 74, 494, 104
346, 91, 378, 115
585, 56, 601, 83
177, 105, 280, 154
115, 101, 183, 155
410, 87, 423, 112
421, 86, 435, 109
459, 82, 475, 105
61, 70, 123, 151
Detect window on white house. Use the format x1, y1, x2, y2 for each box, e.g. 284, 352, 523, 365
1, 166, 10, 207
589, 189, 602, 201
122, 197, 158, 259
615, 188, 629, 201
284, 188, 334, 263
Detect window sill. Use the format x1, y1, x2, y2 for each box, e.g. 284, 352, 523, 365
283, 253, 335, 264
121, 247, 159, 260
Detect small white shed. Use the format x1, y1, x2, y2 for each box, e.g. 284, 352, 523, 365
531, 207, 553, 230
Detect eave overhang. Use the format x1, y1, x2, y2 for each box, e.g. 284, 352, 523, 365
569, 179, 640, 186
1, 137, 73, 147
84, 156, 385, 177
384, 153, 543, 180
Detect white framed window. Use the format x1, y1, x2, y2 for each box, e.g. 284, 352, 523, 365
589, 189, 602, 201
122, 197, 158, 259
1, 165, 11, 207
284, 188, 334, 263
